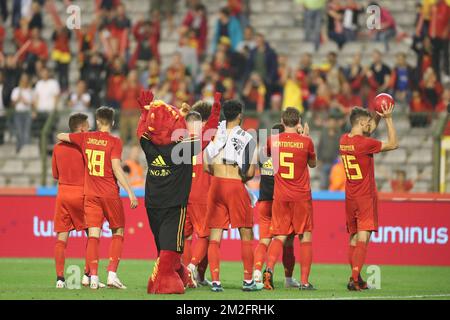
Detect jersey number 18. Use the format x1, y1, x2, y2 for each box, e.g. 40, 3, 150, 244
86, 149, 105, 177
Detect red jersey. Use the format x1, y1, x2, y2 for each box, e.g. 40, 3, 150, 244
269, 132, 316, 201
339, 134, 382, 199
188, 153, 210, 204
52, 142, 85, 186
69, 131, 123, 199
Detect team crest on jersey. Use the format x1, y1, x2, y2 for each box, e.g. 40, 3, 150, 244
151, 155, 168, 167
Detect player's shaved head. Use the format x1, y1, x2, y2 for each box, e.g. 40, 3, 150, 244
68, 113, 88, 133
95, 106, 115, 127
223, 100, 243, 122
350, 107, 371, 127
191, 101, 212, 122
281, 107, 301, 128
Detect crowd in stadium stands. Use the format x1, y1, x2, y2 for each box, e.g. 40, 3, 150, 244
0, 0, 448, 190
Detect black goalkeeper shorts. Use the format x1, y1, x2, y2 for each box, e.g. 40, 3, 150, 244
146, 205, 187, 253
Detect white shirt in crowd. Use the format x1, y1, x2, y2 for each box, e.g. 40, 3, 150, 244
69, 92, 91, 112
34, 79, 61, 112
11, 87, 34, 112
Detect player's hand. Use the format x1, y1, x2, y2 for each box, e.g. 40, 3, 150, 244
376, 102, 394, 119
129, 196, 138, 209
301, 122, 310, 136
137, 90, 154, 111
180, 102, 191, 117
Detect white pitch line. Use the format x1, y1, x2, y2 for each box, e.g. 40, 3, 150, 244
282, 294, 450, 300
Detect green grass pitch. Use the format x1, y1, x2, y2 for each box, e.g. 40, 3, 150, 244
1, 258, 449, 300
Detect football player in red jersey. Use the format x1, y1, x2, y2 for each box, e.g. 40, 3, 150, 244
57, 107, 138, 289
339, 104, 398, 291
253, 123, 301, 288
183, 98, 221, 286
52, 113, 90, 288
263, 107, 317, 290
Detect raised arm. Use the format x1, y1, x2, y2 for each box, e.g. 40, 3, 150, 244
136, 90, 154, 139
377, 103, 399, 152
111, 159, 138, 209
201, 92, 222, 150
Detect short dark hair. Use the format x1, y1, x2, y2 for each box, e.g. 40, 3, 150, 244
281, 107, 301, 127
271, 123, 285, 135
192, 101, 212, 121
220, 7, 230, 16
185, 110, 202, 122
223, 100, 243, 121
95, 106, 115, 127
349, 107, 371, 127
195, 4, 206, 12
68, 113, 88, 132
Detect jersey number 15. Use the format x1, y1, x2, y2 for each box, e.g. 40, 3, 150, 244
86, 149, 105, 177
341, 155, 362, 180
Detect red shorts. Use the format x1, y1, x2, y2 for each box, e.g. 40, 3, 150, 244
258, 200, 273, 239
207, 177, 253, 230
345, 195, 378, 234
84, 196, 125, 229
185, 203, 209, 238
54, 185, 86, 233
271, 199, 313, 236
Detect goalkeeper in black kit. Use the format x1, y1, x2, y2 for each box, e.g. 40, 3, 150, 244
136, 90, 221, 294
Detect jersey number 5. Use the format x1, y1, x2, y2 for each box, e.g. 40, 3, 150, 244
341, 155, 362, 180
280, 152, 294, 179
86, 149, 105, 177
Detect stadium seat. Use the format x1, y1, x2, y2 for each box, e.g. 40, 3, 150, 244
384, 148, 407, 164
8, 176, 31, 187
17, 145, 40, 160
0, 160, 25, 176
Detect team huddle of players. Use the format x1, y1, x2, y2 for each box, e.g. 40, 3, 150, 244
51, 88, 397, 293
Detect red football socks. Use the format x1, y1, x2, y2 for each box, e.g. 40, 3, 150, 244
299, 241, 312, 285
107, 235, 124, 273
283, 244, 295, 278
182, 239, 192, 265
208, 240, 221, 282
266, 238, 283, 271
348, 244, 356, 269
254, 243, 268, 271
54, 240, 66, 278
241, 240, 254, 281
86, 237, 100, 276
352, 241, 368, 282
190, 237, 208, 265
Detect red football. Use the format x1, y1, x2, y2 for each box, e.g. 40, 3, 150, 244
373, 93, 395, 113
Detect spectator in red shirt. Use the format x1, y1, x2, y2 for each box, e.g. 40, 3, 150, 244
22, 27, 48, 76
436, 87, 450, 113
106, 57, 126, 110
429, 0, 450, 81
180, 3, 208, 57
14, 18, 30, 50
391, 170, 414, 193
119, 69, 142, 145
334, 81, 362, 115
130, 18, 160, 70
